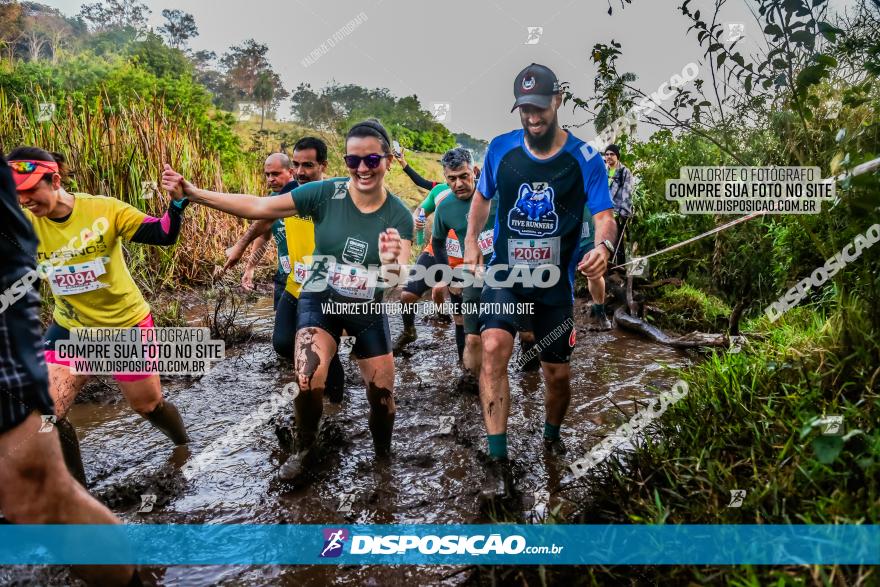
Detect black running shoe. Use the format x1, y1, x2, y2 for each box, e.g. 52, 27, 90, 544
454, 371, 479, 395
543, 436, 567, 456
480, 458, 514, 503
278, 443, 318, 483
587, 304, 613, 331
392, 327, 417, 355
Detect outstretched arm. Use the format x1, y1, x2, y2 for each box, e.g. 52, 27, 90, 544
162, 164, 297, 220
129, 200, 188, 246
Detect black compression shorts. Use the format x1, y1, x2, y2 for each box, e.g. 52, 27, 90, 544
478, 287, 575, 364
297, 291, 391, 359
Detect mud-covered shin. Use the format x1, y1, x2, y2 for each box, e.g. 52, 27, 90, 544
144, 400, 189, 445
367, 382, 395, 456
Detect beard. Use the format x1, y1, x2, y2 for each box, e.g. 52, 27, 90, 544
523, 117, 558, 153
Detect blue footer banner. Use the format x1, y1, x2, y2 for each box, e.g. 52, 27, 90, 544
0, 525, 877, 565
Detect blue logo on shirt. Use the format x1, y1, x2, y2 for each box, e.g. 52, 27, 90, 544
508, 182, 558, 236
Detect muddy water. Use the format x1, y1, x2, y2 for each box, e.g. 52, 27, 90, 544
2, 295, 687, 586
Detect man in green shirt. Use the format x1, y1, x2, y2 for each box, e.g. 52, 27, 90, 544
431, 149, 496, 388
394, 172, 463, 356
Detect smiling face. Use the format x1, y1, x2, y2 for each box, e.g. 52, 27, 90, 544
17, 173, 62, 217
291, 148, 326, 185
345, 136, 391, 194
518, 94, 561, 148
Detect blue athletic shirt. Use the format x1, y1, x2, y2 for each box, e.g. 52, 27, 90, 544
477, 129, 613, 304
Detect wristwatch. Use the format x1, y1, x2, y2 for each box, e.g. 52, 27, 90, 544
600, 239, 615, 255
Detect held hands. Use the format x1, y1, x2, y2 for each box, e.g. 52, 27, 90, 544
379, 228, 402, 264
578, 246, 610, 279
161, 164, 194, 200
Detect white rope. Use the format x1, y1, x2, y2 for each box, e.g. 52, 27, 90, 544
611, 156, 880, 270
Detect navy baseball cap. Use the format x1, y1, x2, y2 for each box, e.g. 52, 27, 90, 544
511, 63, 560, 112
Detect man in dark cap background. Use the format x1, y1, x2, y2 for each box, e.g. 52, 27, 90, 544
603, 143, 635, 269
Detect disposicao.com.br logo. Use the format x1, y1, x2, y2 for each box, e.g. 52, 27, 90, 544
319, 529, 563, 557
319, 528, 349, 558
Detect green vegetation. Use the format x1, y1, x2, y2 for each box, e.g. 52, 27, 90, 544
650, 283, 732, 333
0, 0, 456, 293
532, 1, 880, 583
290, 82, 457, 153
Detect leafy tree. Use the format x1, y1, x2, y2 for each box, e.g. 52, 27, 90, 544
289, 83, 341, 131
0, 2, 24, 59
218, 39, 287, 117
454, 133, 488, 161
158, 9, 197, 50
220, 39, 270, 99
290, 81, 455, 152
78, 0, 150, 33
253, 70, 286, 129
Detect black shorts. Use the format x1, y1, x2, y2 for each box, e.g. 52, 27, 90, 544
0, 287, 54, 434
273, 279, 286, 311
274, 289, 298, 360
478, 287, 575, 364
462, 286, 481, 335
402, 251, 435, 298
297, 292, 391, 359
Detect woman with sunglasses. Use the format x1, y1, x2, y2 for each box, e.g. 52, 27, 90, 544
162, 120, 414, 483
9, 146, 191, 486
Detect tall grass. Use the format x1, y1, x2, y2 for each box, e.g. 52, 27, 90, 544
0, 90, 263, 287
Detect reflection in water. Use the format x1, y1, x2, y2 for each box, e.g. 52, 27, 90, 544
4, 295, 687, 586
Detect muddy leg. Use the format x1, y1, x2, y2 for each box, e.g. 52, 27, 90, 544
0, 412, 136, 586
119, 375, 189, 445
542, 362, 572, 455
542, 362, 572, 427
293, 327, 334, 444
280, 327, 336, 482
358, 354, 395, 456
47, 364, 90, 482
480, 329, 514, 440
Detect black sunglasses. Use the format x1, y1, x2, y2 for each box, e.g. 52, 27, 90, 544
343, 153, 387, 170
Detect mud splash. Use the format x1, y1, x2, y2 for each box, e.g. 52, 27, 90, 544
1, 293, 687, 586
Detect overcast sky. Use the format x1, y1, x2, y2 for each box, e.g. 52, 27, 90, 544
42, 0, 834, 142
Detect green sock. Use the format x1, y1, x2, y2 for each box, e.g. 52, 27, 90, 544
544, 422, 561, 441
487, 433, 508, 460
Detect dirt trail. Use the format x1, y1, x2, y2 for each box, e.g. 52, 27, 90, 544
1, 294, 688, 586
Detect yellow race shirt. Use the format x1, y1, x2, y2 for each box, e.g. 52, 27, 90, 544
24, 193, 151, 329
283, 215, 317, 298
